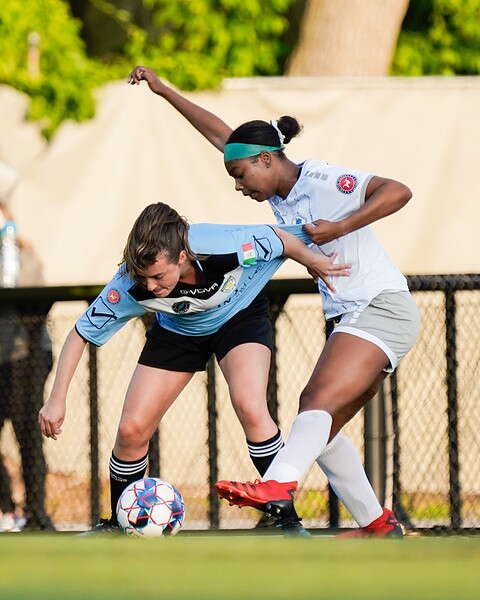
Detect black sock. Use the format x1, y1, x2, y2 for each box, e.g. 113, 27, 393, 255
109, 452, 148, 524
247, 430, 284, 477
247, 430, 302, 525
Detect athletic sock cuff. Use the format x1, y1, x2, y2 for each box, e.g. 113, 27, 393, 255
247, 430, 284, 457
109, 452, 149, 477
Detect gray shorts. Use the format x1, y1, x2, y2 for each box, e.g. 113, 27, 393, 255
330, 291, 420, 372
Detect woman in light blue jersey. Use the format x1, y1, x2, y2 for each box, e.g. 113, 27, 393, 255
39, 202, 348, 534
127, 66, 419, 537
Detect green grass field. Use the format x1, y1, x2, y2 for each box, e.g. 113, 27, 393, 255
0, 534, 479, 599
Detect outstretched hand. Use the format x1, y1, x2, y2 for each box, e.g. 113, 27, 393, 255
306, 253, 350, 293
127, 65, 166, 95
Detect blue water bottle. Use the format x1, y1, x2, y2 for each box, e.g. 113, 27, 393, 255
0, 220, 20, 287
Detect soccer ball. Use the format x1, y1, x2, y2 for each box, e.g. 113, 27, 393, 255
117, 478, 185, 537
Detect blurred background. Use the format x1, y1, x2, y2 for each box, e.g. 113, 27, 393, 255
0, 0, 478, 533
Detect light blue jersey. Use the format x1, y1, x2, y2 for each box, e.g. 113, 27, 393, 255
76, 223, 309, 345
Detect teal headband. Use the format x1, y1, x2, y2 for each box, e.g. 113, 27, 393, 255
223, 142, 283, 162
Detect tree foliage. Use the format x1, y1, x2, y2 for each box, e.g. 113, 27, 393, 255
0, 0, 105, 138
6, 0, 480, 138
80, 0, 295, 89
393, 0, 480, 75
0, 0, 295, 137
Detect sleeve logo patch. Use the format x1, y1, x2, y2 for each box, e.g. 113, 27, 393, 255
107, 289, 120, 304
87, 297, 117, 329
241, 242, 257, 265
336, 174, 358, 194
254, 237, 273, 261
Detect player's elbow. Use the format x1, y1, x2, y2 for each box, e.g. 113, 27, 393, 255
398, 182, 412, 205
215, 125, 233, 152
388, 180, 412, 210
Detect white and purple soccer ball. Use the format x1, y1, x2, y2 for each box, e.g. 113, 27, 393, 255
117, 478, 185, 537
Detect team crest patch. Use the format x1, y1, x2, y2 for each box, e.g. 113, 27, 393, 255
106, 289, 120, 304
172, 301, 191, 314
221, 276, 236, 293
336, 174, 358, 194
241, 242, 257, 266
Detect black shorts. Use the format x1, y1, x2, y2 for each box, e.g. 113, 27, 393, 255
138, 295, 273, 373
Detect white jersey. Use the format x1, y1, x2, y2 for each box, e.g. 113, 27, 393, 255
268, 159, 408, 319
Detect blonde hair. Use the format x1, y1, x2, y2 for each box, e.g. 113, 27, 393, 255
122, 203, 195, 281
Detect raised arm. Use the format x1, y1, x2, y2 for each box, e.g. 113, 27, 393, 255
273, 227, 350, 293
38, 328, 87, 440
128, 65, 232, 151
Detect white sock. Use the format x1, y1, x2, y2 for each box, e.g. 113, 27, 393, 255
263, 410, 332, 483
316, 433, 383, 527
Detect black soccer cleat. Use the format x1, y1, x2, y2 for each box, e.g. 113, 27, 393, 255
281, 521, 311, 538
263, 500, 311, 538
76, 518, 121, 536
254, 513, 276, 529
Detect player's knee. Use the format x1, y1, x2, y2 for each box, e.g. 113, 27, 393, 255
298, 385, 319, 411
117, 419, 150, 449
239, 406, 268, 429
234, 399, 271, 430
298, 386, 334, 413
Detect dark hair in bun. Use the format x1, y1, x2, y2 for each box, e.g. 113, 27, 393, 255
226, 116, 302, 158
276, 116, 302, 144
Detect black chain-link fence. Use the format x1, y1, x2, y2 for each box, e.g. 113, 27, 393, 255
0, 275, 478, 533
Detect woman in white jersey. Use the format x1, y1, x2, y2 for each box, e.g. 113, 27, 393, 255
128, 66, 420, 537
